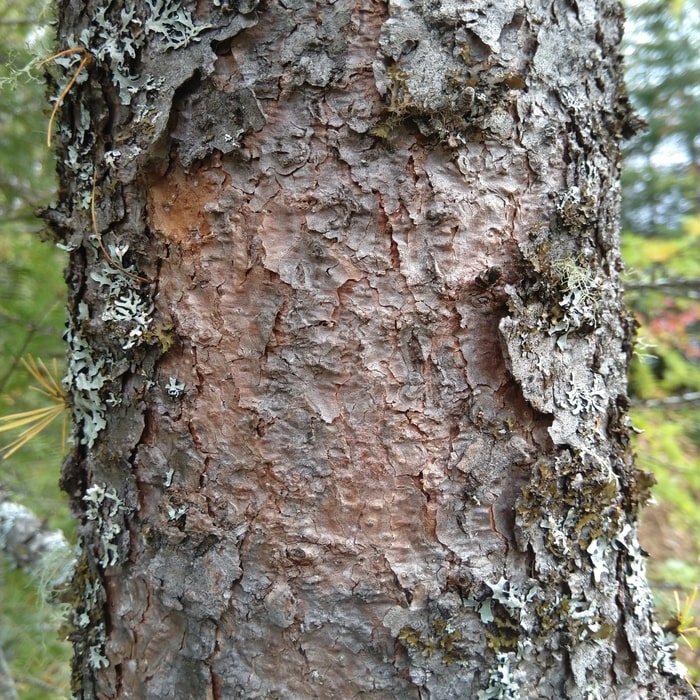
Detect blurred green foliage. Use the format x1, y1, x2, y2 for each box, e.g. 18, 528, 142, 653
0, 1, 72, 697
622, 0, 700, 239
622, 0, 700, 677
0, 4, 69, 516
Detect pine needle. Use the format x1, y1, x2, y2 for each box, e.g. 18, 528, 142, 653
0, 356, 68, 459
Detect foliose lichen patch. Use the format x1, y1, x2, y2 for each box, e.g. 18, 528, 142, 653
373, 0, 526, 145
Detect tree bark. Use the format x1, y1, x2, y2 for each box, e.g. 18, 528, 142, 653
49, 0, 692, 697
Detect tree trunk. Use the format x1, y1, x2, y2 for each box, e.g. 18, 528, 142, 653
49, 0, 692, 697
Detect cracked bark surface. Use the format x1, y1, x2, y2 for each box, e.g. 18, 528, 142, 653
50, 0, 692, 697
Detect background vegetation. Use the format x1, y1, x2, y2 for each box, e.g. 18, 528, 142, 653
0, 0, 697, 696
0, 2, 73, 697
622, 0, 700, 680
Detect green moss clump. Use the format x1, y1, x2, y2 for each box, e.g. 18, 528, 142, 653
397, 618, 469, 665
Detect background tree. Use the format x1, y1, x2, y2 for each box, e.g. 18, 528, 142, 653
622, 0, 699, 241
623, 0, 700, 396
620, 0, 700, 679
0, 0, 696, 697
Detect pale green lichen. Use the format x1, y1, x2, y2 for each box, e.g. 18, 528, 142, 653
466, 577, 619, 697
63, 241, 154, 445
90, 244, 153, 351
59, 484, 132, 679
83, 483, 131, 568
515, 450, 622, 568
65, 253, 152, 449
165, 376, 186, 398
548, 257, 602, 340
70, 558, 110, 675
64, 310, 107, 448
477, 651, 523, 699
77, 0, 211, 104
167, 504, 188, 521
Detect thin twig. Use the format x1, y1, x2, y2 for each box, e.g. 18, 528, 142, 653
0, 303, 59, 395
90, 172, 150, 283
632, 392, 700, 409
38, 47, 92, 147
625, 276, 700, 297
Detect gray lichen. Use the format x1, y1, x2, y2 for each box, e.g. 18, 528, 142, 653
77, 0, 212, 104
64, 311, 107, 448
90, 244, 153, 351
373, 1, 524, 144
82, 483, 131, 568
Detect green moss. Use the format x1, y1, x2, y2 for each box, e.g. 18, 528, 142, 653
143, 321, 176, 353
516, 449, 624, 568
485, 611, 521, 652
396, 618, 469, 665
472, 578, 617, 666
373, 60, 480, 145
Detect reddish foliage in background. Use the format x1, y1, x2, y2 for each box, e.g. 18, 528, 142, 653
644, 298, 700, 359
